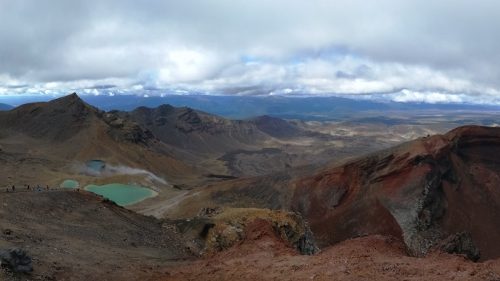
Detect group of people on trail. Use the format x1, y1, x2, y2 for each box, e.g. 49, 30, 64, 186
4, 184, 51, 193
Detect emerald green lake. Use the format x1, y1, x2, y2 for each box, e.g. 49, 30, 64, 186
60, 179, 79, 189
84, 183, 156, 206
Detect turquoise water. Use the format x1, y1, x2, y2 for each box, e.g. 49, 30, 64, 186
60, 179, 79, 189
84, 183, 155, 206
86, 160, 105, 173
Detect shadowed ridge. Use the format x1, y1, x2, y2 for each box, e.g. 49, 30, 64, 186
120, 103, 271, 154
50, 92, 94, 108
11, 92, 98, 115
250, 115, 303, 138
0, 92, 101, 141
0, 103, 13, 111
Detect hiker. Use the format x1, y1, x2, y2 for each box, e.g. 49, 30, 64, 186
11, 185, 15, 192
27, 185, 30, 191
46, 185, 49, 190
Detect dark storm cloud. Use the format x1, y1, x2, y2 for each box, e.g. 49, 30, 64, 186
0, 1, 90, 76
6, 84, 29, 89
1, 0, 500, 103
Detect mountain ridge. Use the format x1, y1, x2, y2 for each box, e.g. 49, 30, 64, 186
0, 93, 198, 188
116, 103, 307, 155
0, 93, 99, 141
0, 103, 13, 110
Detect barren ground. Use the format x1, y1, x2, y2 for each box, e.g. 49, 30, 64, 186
165, 227, 500, 281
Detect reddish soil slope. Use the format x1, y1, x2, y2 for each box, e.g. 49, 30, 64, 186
165, 231, 500, 281
292, 125, 500, 260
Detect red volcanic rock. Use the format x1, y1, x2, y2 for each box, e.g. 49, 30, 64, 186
292, 125, 500, 260
165, 234, 500, 281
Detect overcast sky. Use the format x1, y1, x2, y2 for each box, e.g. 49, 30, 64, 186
1, 0, 500, 104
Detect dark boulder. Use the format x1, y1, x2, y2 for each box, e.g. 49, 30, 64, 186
0, 248, 33, 273
439, 232, 480, 262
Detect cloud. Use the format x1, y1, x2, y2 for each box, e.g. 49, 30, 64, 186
74, 161, 167, 184
390, 90, 466, 104
1, 0, 500, 104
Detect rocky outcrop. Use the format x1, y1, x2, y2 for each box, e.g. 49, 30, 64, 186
175, 208, 319, 256
439, 232, 480, 261
103, 112, 154, 145
275, 217, 318, 255
0, 248, 33, 273
292, 126, 500, 261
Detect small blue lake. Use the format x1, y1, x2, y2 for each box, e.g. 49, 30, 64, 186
84, 183, 156, 206
60, 179, 79, 189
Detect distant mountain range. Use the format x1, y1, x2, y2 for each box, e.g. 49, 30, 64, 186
0, 93, 323, 186
0, 103, 12, 110
80, 95, 500, 120
1, 94, 499, 120
114, 105, 300, 155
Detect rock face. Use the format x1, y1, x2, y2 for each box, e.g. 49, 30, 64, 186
0, 248, 33, 273
292, 126, 500, 261
439, 232, 480, 262
175, 208, 319, 256
102, 112, 154, 145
